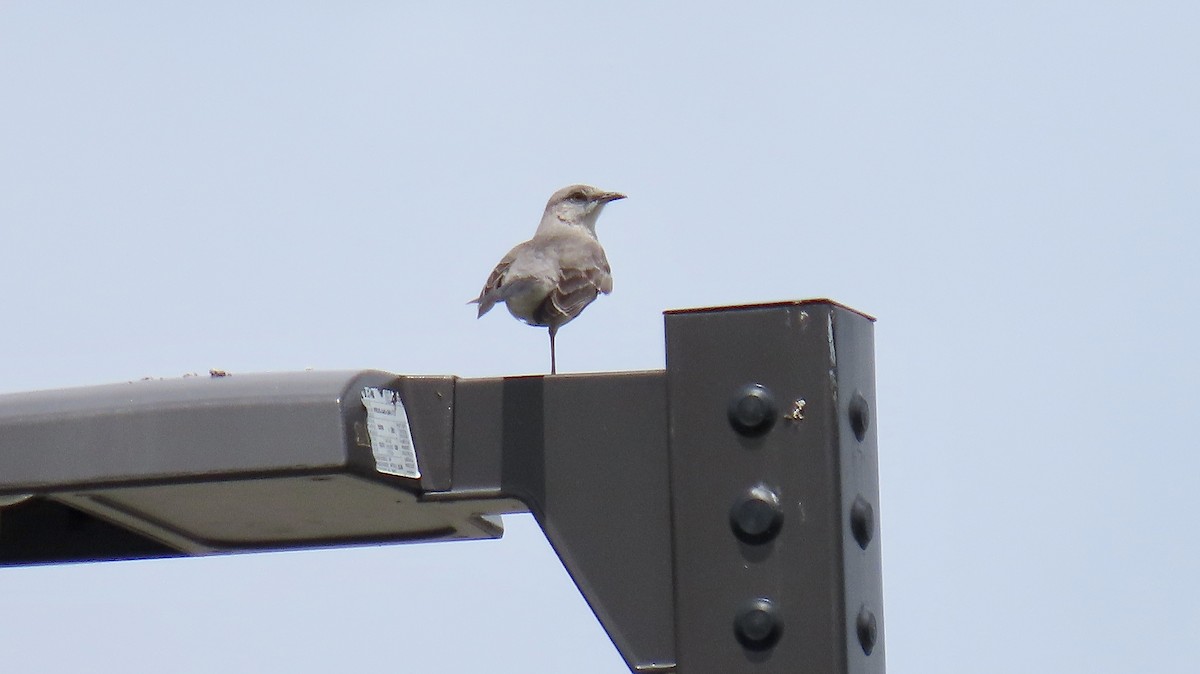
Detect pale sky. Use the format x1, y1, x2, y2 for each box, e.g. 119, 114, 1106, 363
1, 2, 1197, 672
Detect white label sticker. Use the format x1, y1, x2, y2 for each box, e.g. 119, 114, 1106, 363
361, 387, 421, 479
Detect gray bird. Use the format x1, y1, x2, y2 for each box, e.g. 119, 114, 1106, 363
471, 184, 626, 374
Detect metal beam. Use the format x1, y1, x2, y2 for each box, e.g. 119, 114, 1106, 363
664, 300, 884, 673
0, 299, 884, 674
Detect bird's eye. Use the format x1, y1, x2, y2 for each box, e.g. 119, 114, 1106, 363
569, 191, 587, 202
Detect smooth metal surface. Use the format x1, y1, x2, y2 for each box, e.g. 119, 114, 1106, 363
0, 370, 455, 492
0, 371, 485, 561
433, 372, 675, 671
527, 372, 674, 671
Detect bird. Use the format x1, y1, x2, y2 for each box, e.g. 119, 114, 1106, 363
470, 184, 626, 375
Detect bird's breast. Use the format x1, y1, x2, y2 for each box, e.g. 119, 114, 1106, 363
501, 277, 555, 326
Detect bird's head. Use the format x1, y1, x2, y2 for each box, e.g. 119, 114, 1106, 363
544, 184, 626, 232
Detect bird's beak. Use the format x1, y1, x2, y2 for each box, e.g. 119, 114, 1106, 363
599, 192, 627, 203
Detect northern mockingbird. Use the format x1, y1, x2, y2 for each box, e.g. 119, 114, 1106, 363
471, 184, 626, 374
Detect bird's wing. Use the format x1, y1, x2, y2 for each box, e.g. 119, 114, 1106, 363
470, 245, 522, 317
541, 238, 612, 325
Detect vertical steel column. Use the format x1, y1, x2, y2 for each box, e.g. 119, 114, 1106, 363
665, 301, 884, 673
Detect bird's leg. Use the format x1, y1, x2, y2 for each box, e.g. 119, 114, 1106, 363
548, 325, 558, 375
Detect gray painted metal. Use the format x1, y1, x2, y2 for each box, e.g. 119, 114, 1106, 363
0, 300, 883, 674
664, 300, 884, 673
431, 372, 675, 670
0, 370, 483, 558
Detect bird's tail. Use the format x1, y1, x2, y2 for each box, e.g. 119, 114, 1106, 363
468, 295, 496, 318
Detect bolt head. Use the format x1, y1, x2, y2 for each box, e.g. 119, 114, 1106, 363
856, 605, 878, 655
730, 485, 783, 544
850, 495, 875, 549
734, 597, 783, 650
849, 391, 871, 441
728, 384, 777, 437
